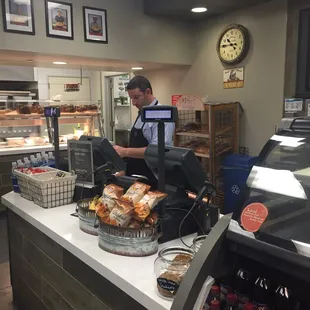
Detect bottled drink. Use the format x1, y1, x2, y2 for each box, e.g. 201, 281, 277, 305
11, 162, 20, 193
225, 293, 238, 310
274, 286, 295, 310
211, 299, 220, 310
243, 302, 254, 310
234, 269, 252, 309
205, 285, 220, 309
220, 273, 234, 303
252, 277, 271, 310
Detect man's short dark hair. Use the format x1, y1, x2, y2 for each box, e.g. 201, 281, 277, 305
127, 76, 153, 94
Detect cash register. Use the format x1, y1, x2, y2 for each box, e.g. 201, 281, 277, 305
70, 135, 218, 243
170, 117, 310, 310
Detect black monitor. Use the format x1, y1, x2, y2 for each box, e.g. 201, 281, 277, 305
79, 136, 126, 173
145, 144, 208, 194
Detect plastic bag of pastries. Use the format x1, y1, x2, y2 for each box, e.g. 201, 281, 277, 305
95, 202, 110, 222
134, 191, 167, 221
121, 182, 151, 206
108, 199, 134, 227
102, 184, 124, 211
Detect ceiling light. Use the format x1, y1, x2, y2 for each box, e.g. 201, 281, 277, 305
53, 61, 67, 65
26, 59, 34, 63
131, 67, 144, 70
191, 6, 207, 13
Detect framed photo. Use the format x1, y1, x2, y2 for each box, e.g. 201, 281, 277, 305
83, 6, 108, 44
45, 0, 73, 40
2, 0, 35, 35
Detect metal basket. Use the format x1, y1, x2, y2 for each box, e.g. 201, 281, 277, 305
77, 199, 97, 236
98, 218, 161, 257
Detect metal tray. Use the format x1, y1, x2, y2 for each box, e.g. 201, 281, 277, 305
98, 218, 161, 257
77, 199, 97, 236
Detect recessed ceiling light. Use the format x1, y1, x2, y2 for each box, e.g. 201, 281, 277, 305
53, 61, 68, 65
26, 59, 34, 63
191, 6, 207, 13
131, 67, 144, 70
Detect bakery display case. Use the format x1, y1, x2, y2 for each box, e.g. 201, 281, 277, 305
174, 102, 240, 208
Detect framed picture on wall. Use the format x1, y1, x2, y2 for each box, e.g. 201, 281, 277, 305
45, 0, 73, 40
2, 0, 35, 35
83, 6, 108, 44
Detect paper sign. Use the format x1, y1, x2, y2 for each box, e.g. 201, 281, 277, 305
223, 67, 244, 89
174, 95, 204, 111
241, 203, 268, 233
172, 95, 182, 106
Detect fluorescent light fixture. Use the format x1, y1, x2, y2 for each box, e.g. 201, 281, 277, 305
53, 61, 68, 65
191, 6, 207, 13
26, 60, 34, 63
131, 67, 143, 70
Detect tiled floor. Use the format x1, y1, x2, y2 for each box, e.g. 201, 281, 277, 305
0, 213, 14, 310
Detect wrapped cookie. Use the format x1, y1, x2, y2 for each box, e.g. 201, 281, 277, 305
102, 184, 124, 211
109, 199, 134, 227
134, 191, 167, 221
121, 182, 151, 206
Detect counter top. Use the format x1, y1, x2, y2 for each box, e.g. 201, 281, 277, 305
2, 192, 195, 310
0, 144, 68, 156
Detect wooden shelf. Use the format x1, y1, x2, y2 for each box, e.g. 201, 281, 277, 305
216, 146, 234, 156
176, 132, 209, 138
194, 152, 210, 158
216, 127, 233, 136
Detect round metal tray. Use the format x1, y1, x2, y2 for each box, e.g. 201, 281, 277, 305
77, 199, 97, 236
98, 218, 161, 257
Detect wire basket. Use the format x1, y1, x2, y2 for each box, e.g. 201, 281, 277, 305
15, 168, 77, 208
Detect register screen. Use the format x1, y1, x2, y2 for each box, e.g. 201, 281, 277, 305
145, 110, 172, 120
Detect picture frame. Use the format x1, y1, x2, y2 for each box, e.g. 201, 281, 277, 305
83, 6, 108, 44
45, 0, 73, 40
2, 0, 35, 35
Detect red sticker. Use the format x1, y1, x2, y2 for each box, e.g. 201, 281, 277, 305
241, 203, 269, 233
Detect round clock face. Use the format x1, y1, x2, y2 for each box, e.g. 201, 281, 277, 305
217, 24, 249, 65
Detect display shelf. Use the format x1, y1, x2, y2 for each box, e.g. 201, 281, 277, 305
176, 132, 209, 138
174, 102, 240, 210
194, 152, 210, 158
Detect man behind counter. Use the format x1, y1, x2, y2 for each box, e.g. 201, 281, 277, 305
113, 76, 175, 185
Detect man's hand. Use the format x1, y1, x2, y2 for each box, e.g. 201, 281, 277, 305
113, 145, 128, 158
114, 171, 126, 177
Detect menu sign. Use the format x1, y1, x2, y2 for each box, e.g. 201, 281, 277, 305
68, 140, 94, 186
172, 94, 204, 111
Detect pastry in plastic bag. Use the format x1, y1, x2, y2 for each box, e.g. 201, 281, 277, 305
102, 184, 124, 211
128, 219, 143, 229
134, 191, 167, 221
145, 211, 159, 226
122, 182, 151, 206
103, 184, 124, 199
95, 203, 110, 222
109, 199, 134, 227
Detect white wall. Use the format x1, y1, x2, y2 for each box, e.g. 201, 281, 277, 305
34, 67, 101, 101
144, 0, 288, 156
0, 65, 34, 81
0, 0, 194, 66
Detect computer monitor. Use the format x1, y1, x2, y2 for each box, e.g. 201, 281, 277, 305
79, 136, 126, 173
145, 144, 208, 194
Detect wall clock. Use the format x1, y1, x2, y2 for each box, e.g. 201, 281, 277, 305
217, 24, 250, 65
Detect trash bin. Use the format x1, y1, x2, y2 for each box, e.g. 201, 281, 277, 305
223, 154, 258, 214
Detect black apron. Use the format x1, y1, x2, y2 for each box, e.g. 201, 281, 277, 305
126, 101, 158, 185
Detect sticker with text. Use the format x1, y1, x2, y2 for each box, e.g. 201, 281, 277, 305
241, 203, 268, 233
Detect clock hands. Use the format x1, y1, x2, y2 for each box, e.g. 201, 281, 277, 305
221, 38, 237, 50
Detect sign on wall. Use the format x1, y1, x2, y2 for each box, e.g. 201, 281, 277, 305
223, 67, 244, 89
171, 95, 204, 111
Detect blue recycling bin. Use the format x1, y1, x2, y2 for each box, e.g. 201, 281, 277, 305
223, 154, 258, 214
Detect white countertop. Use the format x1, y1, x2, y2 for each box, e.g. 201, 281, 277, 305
0, 144, 68, 156
2, 192, 195, 310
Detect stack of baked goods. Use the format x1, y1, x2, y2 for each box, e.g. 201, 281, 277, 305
91, 182, 167, 228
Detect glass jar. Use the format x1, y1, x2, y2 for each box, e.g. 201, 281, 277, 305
191, 235, 208, 253
154, 246, 195, 299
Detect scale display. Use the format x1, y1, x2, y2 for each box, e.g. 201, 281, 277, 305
44, 107, 61, 117
141, 105, 177, 123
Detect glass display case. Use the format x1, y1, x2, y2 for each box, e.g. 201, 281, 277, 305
0, 99, 104, 150
234, 117, 310, 258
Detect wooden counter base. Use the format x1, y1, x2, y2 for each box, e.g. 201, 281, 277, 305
7, 210, 146, 310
